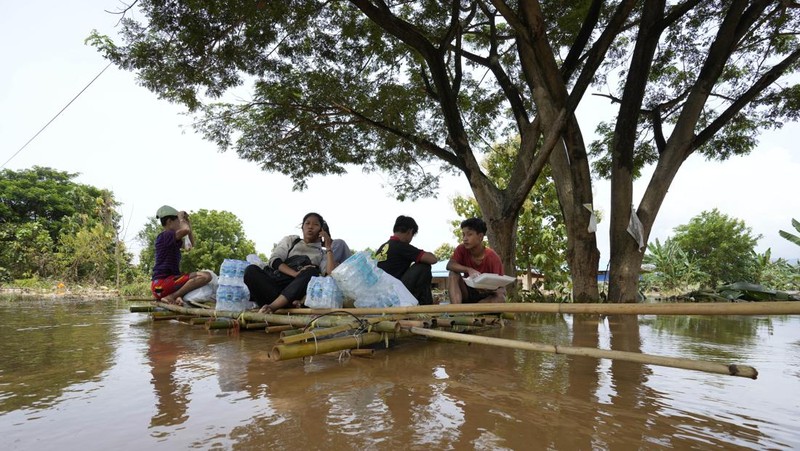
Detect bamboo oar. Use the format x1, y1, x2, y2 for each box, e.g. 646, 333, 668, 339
409, 327, 758, 379
281, 301, 800, 316
269, 332, 384, 361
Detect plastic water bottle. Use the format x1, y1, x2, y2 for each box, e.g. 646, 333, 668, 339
219, 259, 234, 286
235, 260, 247, 281
216, 285, 231, 311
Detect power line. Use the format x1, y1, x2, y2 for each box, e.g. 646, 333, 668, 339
1, 62, 113, 170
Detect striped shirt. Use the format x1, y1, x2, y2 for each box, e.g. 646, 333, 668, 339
152, 229, 182, 280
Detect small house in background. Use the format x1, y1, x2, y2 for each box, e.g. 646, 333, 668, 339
430, 261, 543, 291
431, 261, 449, 291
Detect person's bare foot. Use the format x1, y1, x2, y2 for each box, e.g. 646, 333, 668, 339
161, 294, 183, 306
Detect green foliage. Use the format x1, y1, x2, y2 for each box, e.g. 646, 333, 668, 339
451, 136, 569, 296
0, 221, 56, 279
0, 167, 115, 244
0, 167, 135, 285
642, 238, 706, 294
779, 218, 800, 247
433, 243, 455, 262
752, 249, 800, 291
672, 209, 761, 288
56, 222, 132, 284
138, 209, 256, 275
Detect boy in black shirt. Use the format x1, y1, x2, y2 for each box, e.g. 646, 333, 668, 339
375, 215, 439, 305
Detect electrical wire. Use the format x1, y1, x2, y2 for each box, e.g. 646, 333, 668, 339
1, 62, 113, 170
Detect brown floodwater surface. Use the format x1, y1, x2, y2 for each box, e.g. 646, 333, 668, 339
0, 298, 798, 450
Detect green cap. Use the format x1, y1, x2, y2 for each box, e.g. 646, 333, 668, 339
156, 205, 179, 219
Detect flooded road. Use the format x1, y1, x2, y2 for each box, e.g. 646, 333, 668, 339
0, 298, 798, 450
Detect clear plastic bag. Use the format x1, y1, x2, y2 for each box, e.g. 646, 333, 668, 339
331, 251, 382, 300
352, 273, 419, 308
332, 251, 419, 308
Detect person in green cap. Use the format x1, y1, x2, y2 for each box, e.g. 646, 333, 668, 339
151, 205, 211, 305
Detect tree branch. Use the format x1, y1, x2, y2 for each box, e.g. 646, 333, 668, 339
692, 47, 800, 152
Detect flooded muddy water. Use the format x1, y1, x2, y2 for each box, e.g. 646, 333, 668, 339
0, 298, 798, 450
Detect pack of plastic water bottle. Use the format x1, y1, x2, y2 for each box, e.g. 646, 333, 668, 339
305, 276, 344, 309
216, 259, 251, 312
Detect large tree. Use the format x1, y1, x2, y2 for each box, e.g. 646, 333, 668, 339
0, 167, 113, 245
450, 135, 569, 297
0, 167, 132, 283
672, 208, 760, 288
93, 1, 800, 302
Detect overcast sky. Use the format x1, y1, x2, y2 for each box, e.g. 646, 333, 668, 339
2, 2, 799, 268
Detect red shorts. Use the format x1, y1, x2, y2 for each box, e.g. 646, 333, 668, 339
151, 274, 191, 299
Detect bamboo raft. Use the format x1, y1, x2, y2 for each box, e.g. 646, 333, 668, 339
127, 300, 800, 379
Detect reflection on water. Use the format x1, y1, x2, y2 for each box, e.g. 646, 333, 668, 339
1, 297, 799, 450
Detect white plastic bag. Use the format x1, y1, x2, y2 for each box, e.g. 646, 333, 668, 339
305, 276, 344, 309
184, 270, 218, 302
381, 273, 418, 307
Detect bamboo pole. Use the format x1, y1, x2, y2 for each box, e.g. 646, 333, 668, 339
350, 348, 375, 358
151, 316, 178, 321
449, 316, 485, 326
397, 320, 431, 329
279, 320, 401, 344
269, 332, 384, 361
266, 325, 295, 334
280, 328, 305, 338
281, 301, 800, 316
242, 322, 269, 330
130, 305, 158, 312
409, 327, 758, 379
279, 323, 356, 344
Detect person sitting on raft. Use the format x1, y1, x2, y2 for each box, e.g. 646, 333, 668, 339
244, 212, 339, 313
150, 205, 212, 306
446, 217, 506, 304
374, 215, 438, 305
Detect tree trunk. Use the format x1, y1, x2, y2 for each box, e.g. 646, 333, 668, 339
483, 204, 519, 280
551, 120, 600, 302
607, 0, 665, 303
